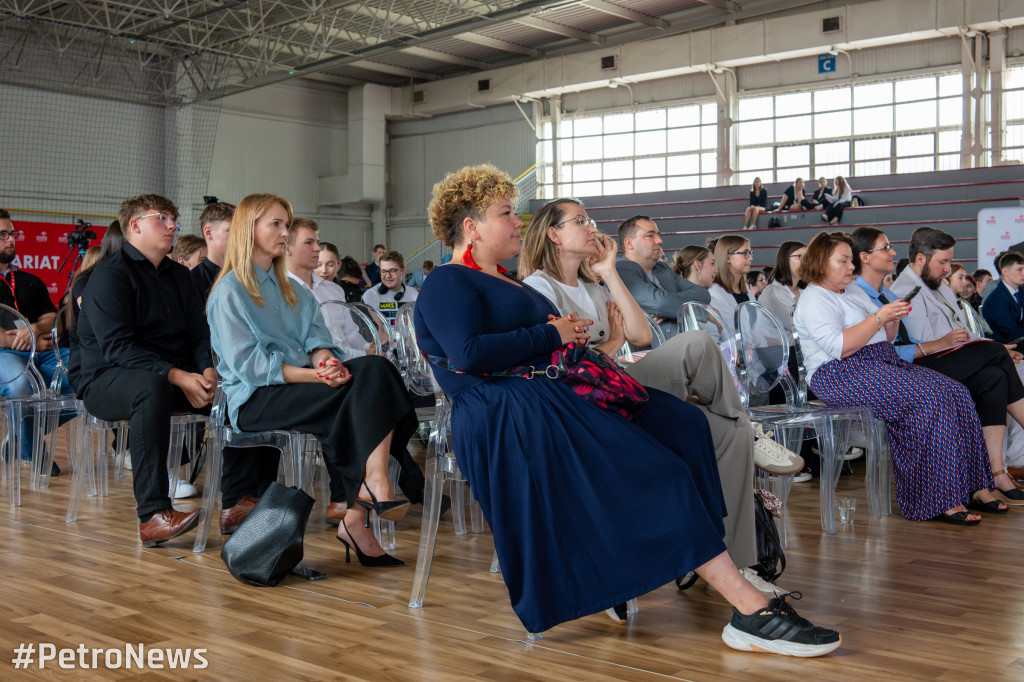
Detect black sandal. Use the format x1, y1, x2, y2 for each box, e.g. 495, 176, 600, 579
931, 510, 981, 526
968, 495, 1009, 514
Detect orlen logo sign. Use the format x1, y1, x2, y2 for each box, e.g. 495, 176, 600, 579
1016, 214, 1024, 223
1002, 231, 1013, 240
36, 231, 47, 242
58, 234, 68, 244
987, 215, 998, 223
15, 231, 25, 241
988, 247, 999, 255
47, 283, 58, 294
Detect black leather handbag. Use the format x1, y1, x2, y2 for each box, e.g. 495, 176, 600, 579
221, 482, 315, 587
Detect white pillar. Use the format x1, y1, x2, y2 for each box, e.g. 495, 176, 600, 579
715, 71, 736, 187
990, 29, 1006, 165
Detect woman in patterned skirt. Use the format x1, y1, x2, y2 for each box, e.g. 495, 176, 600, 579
793, 231, 1002, 524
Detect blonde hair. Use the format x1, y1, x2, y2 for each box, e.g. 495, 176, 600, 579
518, 199, 597, 283
429, 164, 518, 247
712, 235, 749, 294
212, 193, 298, 308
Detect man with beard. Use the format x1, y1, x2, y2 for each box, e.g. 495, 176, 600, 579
0, 208, 73, 473
615, 215, 710, 339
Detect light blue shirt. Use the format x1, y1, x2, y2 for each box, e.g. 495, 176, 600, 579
208, 266, 342, 426
852, 275, 920, 362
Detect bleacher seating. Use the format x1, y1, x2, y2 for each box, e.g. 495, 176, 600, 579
528, 166, 1024, 269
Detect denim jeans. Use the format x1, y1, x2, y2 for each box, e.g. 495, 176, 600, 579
0, 347, 73, 460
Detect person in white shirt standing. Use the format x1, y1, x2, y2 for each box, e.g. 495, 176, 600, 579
361, 250, 418, 324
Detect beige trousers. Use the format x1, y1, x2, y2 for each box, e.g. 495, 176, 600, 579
625, 331, 757, 568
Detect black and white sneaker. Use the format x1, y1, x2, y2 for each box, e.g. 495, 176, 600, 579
721, 592, 841, 657
604, 602, 628, 624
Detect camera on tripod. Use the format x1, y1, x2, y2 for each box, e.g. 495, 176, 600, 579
67, 219, 97, 251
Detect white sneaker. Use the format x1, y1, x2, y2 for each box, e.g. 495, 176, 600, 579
811, 445, 864, 460
752, 425, 805, 475
171, 476, 197, 499
793, 470, 813, 483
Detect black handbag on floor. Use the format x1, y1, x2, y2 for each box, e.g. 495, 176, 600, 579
752, 489, 786, 582
221, 482, 315, 587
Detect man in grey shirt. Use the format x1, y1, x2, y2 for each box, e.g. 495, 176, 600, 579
615, 214, 711, 338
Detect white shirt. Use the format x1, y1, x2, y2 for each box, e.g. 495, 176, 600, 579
288, 272, 370, 359
794, 284, 886, 379
757, 281, 797, 333
709, 283, 740, 338
361, 283, 418, 324
522, 273, 610, 319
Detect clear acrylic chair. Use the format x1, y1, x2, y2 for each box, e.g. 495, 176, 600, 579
619, 314, 666, 361
349, 302, 394, 361
959, 302, 989, 339
733, 301, 891, 535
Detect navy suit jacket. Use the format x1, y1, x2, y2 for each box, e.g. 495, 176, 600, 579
981, 281, 1024, 341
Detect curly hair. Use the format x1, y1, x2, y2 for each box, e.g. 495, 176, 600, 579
428, 164, 518, 247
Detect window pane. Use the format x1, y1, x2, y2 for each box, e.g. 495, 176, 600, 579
777, 145, 809, 167
937, 153, 960, 170
938, 130, 961, 154
815, 140, 850, 164
776, 92, 812, 116
854, 105, 893, 135
559, 138, 573, 160
897, 134, 934, 157
737, 171, 769, 186
574, 136, 603, 160
573, 162, 602, 182
604, 133, 633, 158
540, 122, 552, 140
938, 73, 963, 97
540, 184, 553, 199
738, 147, 774, 169
574, 117, 602, 137
537, 140, 552, 163
814, 110, 852, 138
736, 119, 774, 145
558, 120, 573, 138
701, 152, 717, 173
939, 97, 962, 127
701, 173, 717, 188
668, 105, 700, 127
1006, 90, 1024, 122
816, 163, 850, 179
855, 160, 890, 176
897, 156, 935, 173
894, 100, 937, 131
635, 130, 667, 155
604, 180, 633, 195
667, 176, 701, 191
854, 82, 893, 107
776, 115, 811, 142
572, 181, 602, 197
667, 154, 700, 175
1006, 66, 1024, 90
814, 87, 851, 112
855, 138, 890, 160
636, 178, 666, 193
556, 165, 569, 183
635, 109, 666, 131
701, 125, 717, 149
702, 102, 717, 123
895, 76, 937, 102
668, 127, 701, 153
738, 95, 773, 120
777, 167, 809, 184
635, 157, 665, 177
604, 112, 633, 134
603, 160, 633, 180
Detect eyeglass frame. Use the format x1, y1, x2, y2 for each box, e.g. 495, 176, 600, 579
0, 230, 22, 241
728, 249, 754, 258
135, 212, 181, 230
554, 215, 597, 230
864, 242, 895, 253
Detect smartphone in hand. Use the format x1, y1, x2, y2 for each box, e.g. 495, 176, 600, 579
901, 285, 922, 303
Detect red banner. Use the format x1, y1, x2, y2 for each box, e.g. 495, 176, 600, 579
11, 220, 107, 306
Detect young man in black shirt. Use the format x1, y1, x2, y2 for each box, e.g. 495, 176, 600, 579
0, 208, 73, 470
76, 194, 245, 546
190, 201, 234, 300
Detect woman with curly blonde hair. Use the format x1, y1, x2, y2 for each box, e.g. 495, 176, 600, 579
413, 166, 840, 655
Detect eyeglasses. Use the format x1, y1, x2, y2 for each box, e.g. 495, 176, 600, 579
728, 249, 754, 258
865, 242, 895, 253
136, 213, 180, 230
380, 268, 402, 276
0, 230, 21, 241
554, 215, 597, 230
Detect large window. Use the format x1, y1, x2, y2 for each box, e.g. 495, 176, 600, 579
1003, 64, 1024, 163
734, 73, 963, 185
536, 102, 717, 199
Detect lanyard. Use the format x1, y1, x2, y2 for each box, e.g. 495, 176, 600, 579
0, 269, 17, 312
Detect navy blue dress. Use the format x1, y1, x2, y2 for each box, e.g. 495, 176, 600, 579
414, 264, 727, 633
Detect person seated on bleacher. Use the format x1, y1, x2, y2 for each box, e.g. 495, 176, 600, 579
415, 165, 840, 655
171, 234, 207, 270
821, 176, 854, 225
615, 215, 710, 338
806, 177, 831, 210
672, 245, 715, 290
191, 200, 235, 300
757, 241, 806, 335
361, 250, 418, 325
741, 177, 768, 229
794, 230, 1002, 525
76, 194, 245, 546
775, 177, 813, 212
519, 198, 804, 597
708, 235, 753, 338
207, 193, 417, 567
856, 226, 1024, 504
0, 208, 75, 475
982, 251, 1024, 344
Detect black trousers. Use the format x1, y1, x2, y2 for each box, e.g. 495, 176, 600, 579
915, 341, 1024, 426
825, 201, 850, 222
236, 355, 417, 505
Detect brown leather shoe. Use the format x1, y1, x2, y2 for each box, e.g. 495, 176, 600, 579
139, 509, 200, 548
219, 495, 259, 535
325, 501, 348, 527
1008, 466, 1024, 482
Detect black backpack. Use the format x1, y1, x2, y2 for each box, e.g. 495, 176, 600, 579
752, 489, 786, 581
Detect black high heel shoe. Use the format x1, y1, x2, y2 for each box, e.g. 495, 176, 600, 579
357, 482, 411, 522
337, 521, 404, 567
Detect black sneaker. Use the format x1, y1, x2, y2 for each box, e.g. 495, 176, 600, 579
721, 592, 841, 657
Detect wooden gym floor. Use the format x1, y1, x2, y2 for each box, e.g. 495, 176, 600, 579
2, 438, 1023, 681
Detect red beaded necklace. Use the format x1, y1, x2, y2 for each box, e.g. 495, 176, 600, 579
458, 241, 508, 274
